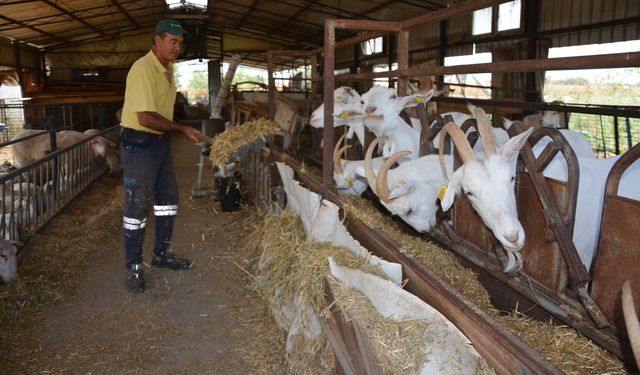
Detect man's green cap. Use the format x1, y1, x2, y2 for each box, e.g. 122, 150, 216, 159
154, 19, 190, 39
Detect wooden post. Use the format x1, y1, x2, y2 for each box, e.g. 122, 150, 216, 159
211, 54, 241, 120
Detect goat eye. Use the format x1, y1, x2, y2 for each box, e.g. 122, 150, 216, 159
360, 100, 364, 105
466, 191, 473, 197
406, 208, 413, 215
511, 176, 515, 182
390, 94, 397, 99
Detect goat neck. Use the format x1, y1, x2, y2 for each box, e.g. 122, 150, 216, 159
474, 107, 498, 157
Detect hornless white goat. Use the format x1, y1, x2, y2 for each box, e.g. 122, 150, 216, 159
503, 101, 570, 130
309, 87, 367, 146
504, 118, 595, 159
361, 108, 533, 271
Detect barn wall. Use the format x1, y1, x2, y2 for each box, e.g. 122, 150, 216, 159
541, 0, 640, 47
0, 37, 41, 70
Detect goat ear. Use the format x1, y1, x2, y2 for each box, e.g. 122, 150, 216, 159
502, 117, 514, 129
499, 127, 533, 161
389, 178, 415, 199
396, 89, 434, 111
441, 168, 463, 211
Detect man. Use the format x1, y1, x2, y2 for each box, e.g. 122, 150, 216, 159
120, 19, 202, 293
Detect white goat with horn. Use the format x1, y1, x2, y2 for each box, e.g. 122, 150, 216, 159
362, 107, 533, 272
332, 133, 384, 196
623, 281, 640, 370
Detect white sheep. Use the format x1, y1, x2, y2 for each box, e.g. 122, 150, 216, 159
0, 239, 22, 284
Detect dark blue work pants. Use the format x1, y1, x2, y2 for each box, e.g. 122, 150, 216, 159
121, 131, 179, 269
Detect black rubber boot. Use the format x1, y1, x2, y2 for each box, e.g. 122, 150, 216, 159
127, 263, 145, 293
151, 251, 192, 270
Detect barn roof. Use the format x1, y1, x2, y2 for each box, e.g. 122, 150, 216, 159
0, 0, 458, 69
0, 0, 638, 71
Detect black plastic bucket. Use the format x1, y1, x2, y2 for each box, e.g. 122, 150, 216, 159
215, 173, 243, 212
202, 118, 226, 138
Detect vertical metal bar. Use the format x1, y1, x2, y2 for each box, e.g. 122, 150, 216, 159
438, 20, 447, 87
311, 55, 318, 98
525, 0, 541, 103
89, 104, 94, 128
614, 115, 620, 155
387, 34, 395, 88
323, 19, 336, 193
397, 30, 409, 95
267, 51, 275, 120
625, 116, 633, 151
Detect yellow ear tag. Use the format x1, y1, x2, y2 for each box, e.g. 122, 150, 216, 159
438, 184, 448, 201
416, 96, 426, 104
346, 177, 353, 186
339, 112, 350, 120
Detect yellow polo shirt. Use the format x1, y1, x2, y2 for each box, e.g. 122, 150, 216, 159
121, 50, 176, 134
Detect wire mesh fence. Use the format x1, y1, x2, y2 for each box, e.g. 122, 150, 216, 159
568, 112, 640, 157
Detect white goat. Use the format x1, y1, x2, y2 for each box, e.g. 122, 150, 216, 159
361, 108, 533, 271
530, 141, 639, 269
332, 133, 384, 196
310, 86, 367, 146
622, 281, 640, 369
361, 85, 433, 161
503, 101, 570, 130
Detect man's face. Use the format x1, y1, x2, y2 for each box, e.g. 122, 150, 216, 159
154, 33, 184, 63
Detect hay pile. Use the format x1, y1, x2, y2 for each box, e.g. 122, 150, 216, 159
328, 277, 495, 375
209, 117, 280, 167
340, 195, 627, 374
247, 209, 437, 374
0, 177, 123, 359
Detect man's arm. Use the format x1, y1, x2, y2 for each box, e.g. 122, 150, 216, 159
137, 111, 201, 142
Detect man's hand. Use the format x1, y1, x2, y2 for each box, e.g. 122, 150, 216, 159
181, 126, 202, 143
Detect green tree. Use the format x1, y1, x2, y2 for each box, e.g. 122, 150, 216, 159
189, 70, 209, 92
230, 69, 265, 85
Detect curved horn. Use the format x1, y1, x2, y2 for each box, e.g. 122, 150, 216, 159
622, 281, 640, 369
438, 122, 476, 165
333, 133, 349, 174
376, 150, 412, 203
364, 138, 381, 195
474, 106, 498, 157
